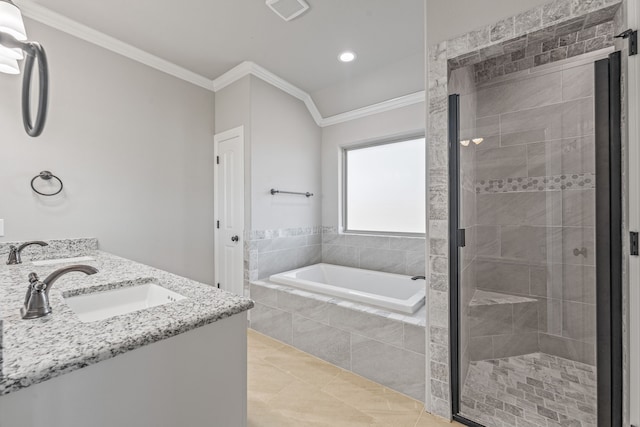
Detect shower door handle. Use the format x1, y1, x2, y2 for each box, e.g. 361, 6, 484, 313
457, 229, 466, 248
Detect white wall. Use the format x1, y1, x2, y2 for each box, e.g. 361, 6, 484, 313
0, 20, 216, 284
214, 76, 322, 232
321, 102, 426, 228
214, 76, 253, 230
250, 78, 322, 230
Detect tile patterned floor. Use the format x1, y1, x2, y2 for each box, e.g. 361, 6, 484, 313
248, 329, 458, 427
460, 353, 597, 427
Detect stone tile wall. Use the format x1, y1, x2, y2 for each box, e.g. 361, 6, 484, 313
243, 227, 322, 295
471, 21, 615, 83
245, 227, 426, 293
321, 226, 426, 277
426, 0, 623, 419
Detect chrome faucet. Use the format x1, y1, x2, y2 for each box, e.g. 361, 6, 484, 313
21, 265, 98, 320
6, 241, 48, 265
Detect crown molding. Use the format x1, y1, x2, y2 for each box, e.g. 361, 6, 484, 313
15, 0, 213, 90
15, 0, 424, 126
321, 91, 426, 127
212, 62, 424, 127
213, 61, 324, 126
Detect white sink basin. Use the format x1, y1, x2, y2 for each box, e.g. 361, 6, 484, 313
64, 282, 186, 323
33, 256, 95, 266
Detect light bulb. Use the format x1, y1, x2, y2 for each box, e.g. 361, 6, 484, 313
0, 54, 19, 74
0, 0, 27, 39
460, 140, 470, 147
0, 44, 23, 60
0, 1, 26, 60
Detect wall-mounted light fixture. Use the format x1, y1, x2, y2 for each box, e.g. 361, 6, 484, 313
0, 0, 49, 137
472, 138, 484, 145
460, 140, 470, 147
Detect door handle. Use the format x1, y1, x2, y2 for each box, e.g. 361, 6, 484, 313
231, 235, 239, 242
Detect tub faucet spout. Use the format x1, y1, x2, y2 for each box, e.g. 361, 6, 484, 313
21, 265, 98, 319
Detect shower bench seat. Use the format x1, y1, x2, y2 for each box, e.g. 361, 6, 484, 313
469, 290, 538, 307
467, 290, 539, 361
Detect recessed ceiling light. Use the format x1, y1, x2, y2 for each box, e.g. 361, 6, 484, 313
339, 51, 356, 63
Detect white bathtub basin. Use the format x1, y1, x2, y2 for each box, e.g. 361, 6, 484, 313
64, 282, 186, 322
269, 263, 425, 314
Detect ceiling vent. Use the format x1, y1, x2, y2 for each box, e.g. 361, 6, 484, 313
266, 0, 309, 22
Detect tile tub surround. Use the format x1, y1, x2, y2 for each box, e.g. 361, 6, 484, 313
0, 245, 253, 396
244, 227, 322, 293
249, 280, 426, 401
321, 227, 426, 277
460, 353, 597, 427
426, 0, 623, 418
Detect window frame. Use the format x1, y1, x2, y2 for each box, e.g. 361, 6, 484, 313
341, 133, 426, 237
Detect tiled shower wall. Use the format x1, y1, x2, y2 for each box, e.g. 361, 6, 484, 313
472, 21, 615, 83
469, 50, 603, 366
427, 0, 622, 418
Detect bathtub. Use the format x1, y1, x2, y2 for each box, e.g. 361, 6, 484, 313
269, 263, 425, 314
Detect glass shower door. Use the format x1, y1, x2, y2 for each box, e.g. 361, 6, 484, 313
449, 50, 622, 427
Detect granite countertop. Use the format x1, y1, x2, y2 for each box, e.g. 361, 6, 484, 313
0, 239, 253, 396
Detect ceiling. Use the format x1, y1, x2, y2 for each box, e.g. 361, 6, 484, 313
17, 0, 564, 117
426, 0, 552, 43
23, 0, 424, 113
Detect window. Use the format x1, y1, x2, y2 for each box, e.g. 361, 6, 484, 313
343, 136, 426, 235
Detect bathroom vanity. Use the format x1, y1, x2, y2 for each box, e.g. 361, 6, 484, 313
0, 239, 253, 427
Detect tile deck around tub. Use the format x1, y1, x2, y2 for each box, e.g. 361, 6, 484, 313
250, 280, 426, 327
249, 280, 427, 401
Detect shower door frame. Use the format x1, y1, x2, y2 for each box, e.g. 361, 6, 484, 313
448, 52, 624, 427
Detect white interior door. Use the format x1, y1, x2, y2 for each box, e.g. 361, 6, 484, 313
214, 126, 245, 296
